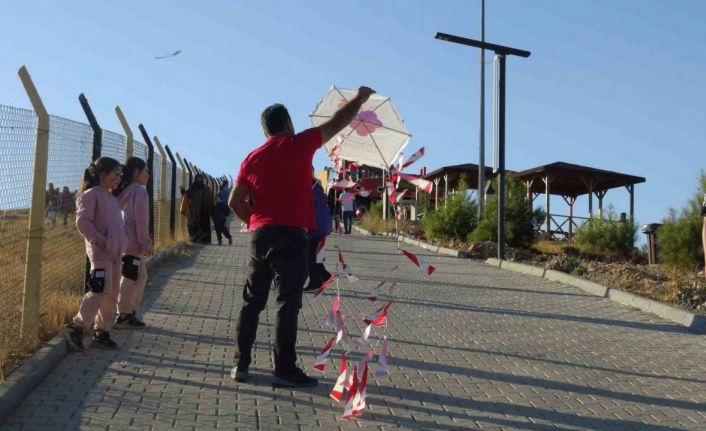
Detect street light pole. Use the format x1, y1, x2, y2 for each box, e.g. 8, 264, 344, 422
478, 0, 486, 220
434, 32, 530, 260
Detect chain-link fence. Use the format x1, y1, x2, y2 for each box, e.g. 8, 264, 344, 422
0, 101, 220, 376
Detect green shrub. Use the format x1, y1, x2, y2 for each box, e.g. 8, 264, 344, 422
575, 208, 637, 256
420, 180, 478, 241
657, 172, 706, 270
468, 176, 544, 248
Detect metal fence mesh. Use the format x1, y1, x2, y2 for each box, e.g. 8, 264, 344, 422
0, 102, 214, 374
101, 129, 126, 163
151, 150, 163, 247
0, 105, 37, 350
40, 116, 93, 336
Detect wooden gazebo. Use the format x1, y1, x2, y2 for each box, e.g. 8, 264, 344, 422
513, 162, 646, 238
423, 163, 496, 208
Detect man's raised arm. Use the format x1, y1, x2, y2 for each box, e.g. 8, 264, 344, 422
319, 86, 376, 144
229, 182, 252, 225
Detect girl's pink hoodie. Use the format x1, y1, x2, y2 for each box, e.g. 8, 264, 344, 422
76, 186, 127, 262
118, 183, 152, 256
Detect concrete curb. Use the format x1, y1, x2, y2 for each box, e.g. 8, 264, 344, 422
353, 226, 470, 258
0, 241, 190, 424
486, 258, 706, 333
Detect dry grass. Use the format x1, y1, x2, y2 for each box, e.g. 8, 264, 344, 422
0, 208, 187, 381
359, 214, 411, 236
531, 239, 572, 255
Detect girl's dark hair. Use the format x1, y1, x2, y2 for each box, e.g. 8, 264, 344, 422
113, 157, 147, 196
79, 157, 121, 194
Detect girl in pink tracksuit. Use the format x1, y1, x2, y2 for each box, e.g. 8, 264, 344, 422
113, 157, 152, 329
64, 157, 127, 351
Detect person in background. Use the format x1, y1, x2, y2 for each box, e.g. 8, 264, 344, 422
702, 192, 706, 277
212, 194, 233, 245
339, 188, 356, 234
63, 157, 126, 351
229, 86, 376, 387
60, 186, 74, 226
182, 174, 213, 243
219, 179, 231, 202
113, 157, 153, 330
303, 178, 333, 292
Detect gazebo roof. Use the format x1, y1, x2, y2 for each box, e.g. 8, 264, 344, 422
423, 163, 496, 191
513, 162, 645, 197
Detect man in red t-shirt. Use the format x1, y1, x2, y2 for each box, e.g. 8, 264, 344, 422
228, 86, 375, 387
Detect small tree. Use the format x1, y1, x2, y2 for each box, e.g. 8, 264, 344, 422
420, 180, 477, 241
469, 176, 544, 248
575, 207, 637, 256
656, 172, 706, 270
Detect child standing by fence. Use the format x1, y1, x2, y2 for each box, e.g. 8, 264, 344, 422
113, 157, 153, 329
212, 194, 233, 245
63, 157, 126, 351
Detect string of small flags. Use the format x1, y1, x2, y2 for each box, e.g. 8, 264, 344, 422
312, 145, 437, 421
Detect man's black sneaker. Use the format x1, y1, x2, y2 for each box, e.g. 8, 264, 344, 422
273, 368, 318, 388
230, 365, 249, 382
114, 313, 146, 330
63, 324, 85, 352
302, 283, 321, 292
228, 237, 233, 245
92, 330, 119, 350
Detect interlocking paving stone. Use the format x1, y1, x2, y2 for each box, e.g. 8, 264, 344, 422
3, 231, 706, 430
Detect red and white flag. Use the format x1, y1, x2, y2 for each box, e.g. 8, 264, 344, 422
341, 366, 360, 421
361, 323, 373, 341
402, 147, 425, 169
330, 353, 348, 401
364, 301, 392, 327
355, 361, 370, 412
367, 280, 385, 302
398, 173, 433, 193
326, 294, 340, 328
316, 236, 327, 263
375, 336, 389, 378
400, 249, 436, 275
314, 274, 337, 298
335, 246, 358, 282
313, 336, 336, 372
334, 176, 356, 189
335, 310, 345, 344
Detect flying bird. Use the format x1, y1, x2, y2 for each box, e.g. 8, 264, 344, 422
155, 49, 182, 60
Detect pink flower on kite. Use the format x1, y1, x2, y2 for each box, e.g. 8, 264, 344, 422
349, 111, 383, 136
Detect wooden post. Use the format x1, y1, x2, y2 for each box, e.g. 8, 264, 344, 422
543, 176, 552, 236
595, 190, 607, 219
563, 195, 576, 239
443, 174, 449, 208
115, 106, 133, 158
627, 184, 635, 221
525, 179, 534, 212
434, 178, 441, 210
18, 66, 50, 340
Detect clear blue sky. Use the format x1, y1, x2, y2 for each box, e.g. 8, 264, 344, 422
1, 0, 704, 229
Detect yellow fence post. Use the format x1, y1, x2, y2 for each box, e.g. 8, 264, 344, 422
18, 66, 50, 340
176, 153, 188, 239
115, 106, 133, 158
153, 137, 168, 248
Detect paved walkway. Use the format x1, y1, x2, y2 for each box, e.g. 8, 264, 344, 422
4, 231, 706, 430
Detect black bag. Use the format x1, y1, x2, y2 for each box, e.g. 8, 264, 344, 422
121, 255, 140, 281
85, 269, 106, 294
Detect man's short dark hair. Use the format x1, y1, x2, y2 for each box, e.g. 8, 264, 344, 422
260, 104, 291, 136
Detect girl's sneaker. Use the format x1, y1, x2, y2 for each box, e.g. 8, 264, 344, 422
114, 313, 146, 330
92, 330, 119, 350
63, 324, 85, 352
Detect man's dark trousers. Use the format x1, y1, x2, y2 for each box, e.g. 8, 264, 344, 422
343, 210, 354, 234
235, 226, 308, 375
